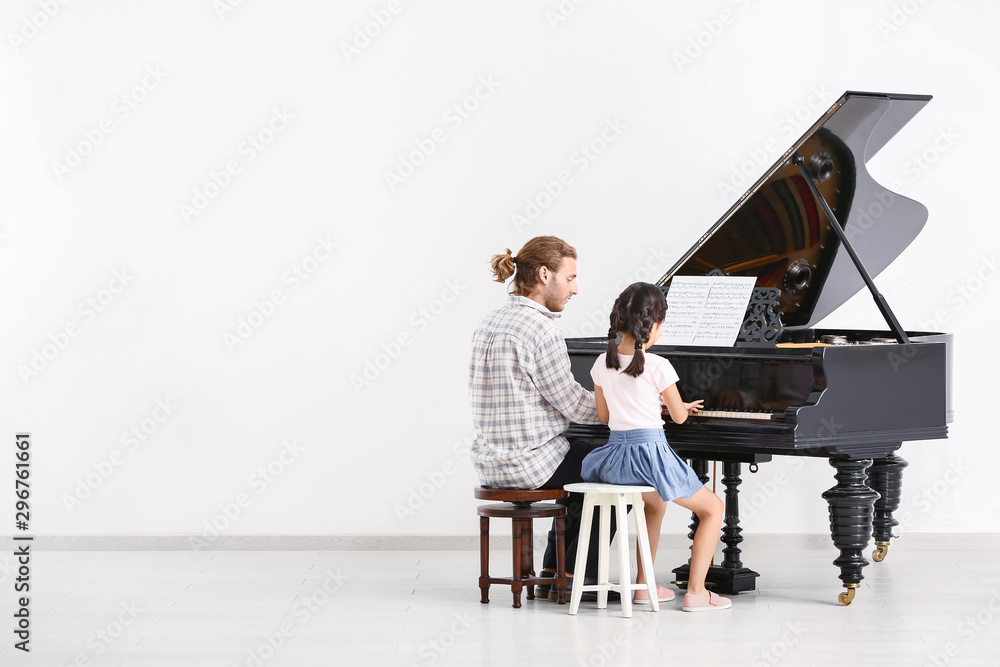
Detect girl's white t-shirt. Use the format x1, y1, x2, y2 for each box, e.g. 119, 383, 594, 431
590, 352, 680, 430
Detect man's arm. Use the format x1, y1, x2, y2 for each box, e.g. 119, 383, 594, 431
528, 328, 601, 425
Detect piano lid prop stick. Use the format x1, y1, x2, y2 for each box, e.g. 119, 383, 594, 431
791, 154, 910, 344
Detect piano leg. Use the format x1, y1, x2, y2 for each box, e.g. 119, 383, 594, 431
868, 451, 908, 562
672, 459, 759, 594
716, 461, 760, 592
822, 457, 879, 606
721, 461, 745, 569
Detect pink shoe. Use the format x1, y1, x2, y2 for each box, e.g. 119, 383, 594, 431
633, 584, 675, 604
682, 590, 732, 612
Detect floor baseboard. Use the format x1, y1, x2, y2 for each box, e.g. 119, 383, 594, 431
8, 533, 999, 551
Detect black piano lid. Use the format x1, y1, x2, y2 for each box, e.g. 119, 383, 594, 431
657, 91, 932, 329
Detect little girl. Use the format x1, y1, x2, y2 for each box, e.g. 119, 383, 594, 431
581, 282, 730, 611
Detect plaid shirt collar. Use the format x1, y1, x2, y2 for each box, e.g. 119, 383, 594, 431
507, 294, 560, 320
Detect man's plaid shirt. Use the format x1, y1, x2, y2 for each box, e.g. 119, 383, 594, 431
469, 295, 600, 489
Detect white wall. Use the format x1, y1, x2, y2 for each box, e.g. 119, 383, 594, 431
1, 0, 997, 538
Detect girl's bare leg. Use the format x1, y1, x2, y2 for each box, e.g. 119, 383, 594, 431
672, 486, 724, 597
635, 491, 666, 586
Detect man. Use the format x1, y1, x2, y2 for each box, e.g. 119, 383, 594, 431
468, 235, 618, 599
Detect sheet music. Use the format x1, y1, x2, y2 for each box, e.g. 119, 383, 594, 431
658, 276, 756, 346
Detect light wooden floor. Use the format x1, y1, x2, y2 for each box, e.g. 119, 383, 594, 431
1, 539, 999, 666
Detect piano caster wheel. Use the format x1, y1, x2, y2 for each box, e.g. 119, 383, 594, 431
838, 584, 859, 606
872, 541, 889, 562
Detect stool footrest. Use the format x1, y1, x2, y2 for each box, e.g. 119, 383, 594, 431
576, 584, 618, 592
485, 576, 560, 586
577, 583, 665, 597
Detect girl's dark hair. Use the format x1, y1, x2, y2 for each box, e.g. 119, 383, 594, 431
606, 282, 667, 377
490, 236, 577, 296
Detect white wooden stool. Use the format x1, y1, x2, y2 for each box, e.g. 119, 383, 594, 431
564, 482, 660, 617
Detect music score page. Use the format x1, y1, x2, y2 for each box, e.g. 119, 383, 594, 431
658, 276, 756, 346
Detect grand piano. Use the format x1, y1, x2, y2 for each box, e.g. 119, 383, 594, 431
565, 91, 952, 605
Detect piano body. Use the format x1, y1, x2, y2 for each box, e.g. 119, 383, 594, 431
565, 91, 952, 606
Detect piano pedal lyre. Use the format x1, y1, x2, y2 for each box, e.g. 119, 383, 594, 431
838, 583, 859, 606
872, 541, 889, 562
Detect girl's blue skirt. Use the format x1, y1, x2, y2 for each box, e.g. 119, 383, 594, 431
580, 428, 703, 501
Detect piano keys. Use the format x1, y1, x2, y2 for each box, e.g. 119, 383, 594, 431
686, 410, 776, 421
565, 91, 952, 605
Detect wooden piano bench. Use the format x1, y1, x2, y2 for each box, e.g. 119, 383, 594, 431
474, 486, 569, 608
